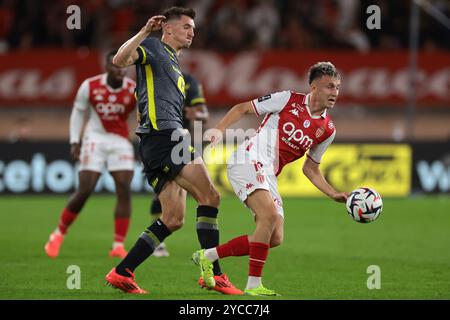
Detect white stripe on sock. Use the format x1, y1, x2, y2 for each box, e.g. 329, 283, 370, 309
246, 276, 262, 290
204, 248, 219, 262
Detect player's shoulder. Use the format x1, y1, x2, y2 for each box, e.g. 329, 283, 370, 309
123, 76, 136, 87
78, 74, 104, 93
288, 91, 308, 103
141, 36, 162, 49
83, 74, 104, 85
323, 114, 336, 134
182, 72, 196, 83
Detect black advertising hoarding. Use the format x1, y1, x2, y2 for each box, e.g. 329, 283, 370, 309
412, 142, 450, 194
0, 142, 151, 194
1, 141, 449, 195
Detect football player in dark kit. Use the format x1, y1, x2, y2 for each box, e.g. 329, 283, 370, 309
150, 72, 209, 258
105, 7, 242, 295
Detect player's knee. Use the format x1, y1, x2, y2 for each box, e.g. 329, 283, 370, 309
200, 186, 220, 207
115, 180, 131, 196
270, 234, 283, 248
265, 210, 278, 226
165, 216, 185, 231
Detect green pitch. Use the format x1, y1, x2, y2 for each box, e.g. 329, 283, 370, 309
0, 194, 449, 300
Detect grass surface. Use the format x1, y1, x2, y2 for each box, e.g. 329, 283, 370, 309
0, 194, 449, 300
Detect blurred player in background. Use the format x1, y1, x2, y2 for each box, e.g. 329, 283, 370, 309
105, 7, 241, 295
150, 71, 209, 258
193, 62, 349, 296
44, 50, 136, 259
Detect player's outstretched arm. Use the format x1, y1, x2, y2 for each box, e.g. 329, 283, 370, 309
113, 15, 166, 67
205, 101, 254, 144
215, 101, 254, 132
302, 156, 348, 203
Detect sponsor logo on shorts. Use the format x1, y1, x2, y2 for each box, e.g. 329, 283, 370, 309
245, 183, 254, 190
151, 177, 159, 189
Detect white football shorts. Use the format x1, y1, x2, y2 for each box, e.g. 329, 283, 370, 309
79, 132, 135, 172
227, 160, 284, 217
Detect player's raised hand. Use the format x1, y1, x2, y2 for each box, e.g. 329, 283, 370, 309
143, 15, 166, 33
331, 192, 349, 203
204, 128, 223, 147
70, 143, 81, 161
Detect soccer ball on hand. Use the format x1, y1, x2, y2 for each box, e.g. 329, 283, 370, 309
346, 187, 383, 223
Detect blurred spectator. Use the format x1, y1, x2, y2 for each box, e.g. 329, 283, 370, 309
3, 0, 449, 52
246, 0, 280, 49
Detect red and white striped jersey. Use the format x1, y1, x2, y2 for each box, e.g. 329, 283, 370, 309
70, 73, 136, 143
240, 91, 336, 176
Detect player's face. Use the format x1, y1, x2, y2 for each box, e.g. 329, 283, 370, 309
106, 61, 126, 82
312, 75, 341, 109
166, 15, 195, 49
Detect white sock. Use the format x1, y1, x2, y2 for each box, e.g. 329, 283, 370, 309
246, 276, 262, 290
54, 228, 62, 236
112, 241, 124, 249
204, 248, 219, 262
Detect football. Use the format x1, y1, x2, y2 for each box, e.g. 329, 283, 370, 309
346, 187, 383, 223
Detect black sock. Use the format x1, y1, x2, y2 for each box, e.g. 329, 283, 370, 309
196, 205, 222, 276
116, 219, 171, 276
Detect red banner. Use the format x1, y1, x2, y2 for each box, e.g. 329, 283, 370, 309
0, 49, 103, 106
0, 49, 448, 107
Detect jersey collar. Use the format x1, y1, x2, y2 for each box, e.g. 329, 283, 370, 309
161, 41, 179, 64
304, 93, 327, 119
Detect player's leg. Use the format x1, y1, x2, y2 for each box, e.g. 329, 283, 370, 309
176, 158, 242, 294
44, 170, 101, 258
243, 190, 280, 294
149, 195, 170, 257
116, 180, 184, 274
108, 170, 133, 258
106, 180, 185, 293
269, 215, 284, 248
174, 158, 220, 261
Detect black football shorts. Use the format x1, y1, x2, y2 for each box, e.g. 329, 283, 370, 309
138, 129, 200, 194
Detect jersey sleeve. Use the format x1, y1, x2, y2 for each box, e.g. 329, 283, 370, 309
184, 75, 206, 106
70, 80, 89, 143
135, 37, 158, 65
307, 130, 336, 164
251, 91, 291, 115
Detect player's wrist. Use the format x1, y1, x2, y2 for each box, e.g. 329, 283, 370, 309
140, 26, 153, 36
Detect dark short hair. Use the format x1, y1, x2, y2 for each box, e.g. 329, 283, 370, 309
308, 62, 340, 85
105, 49, 117, 65
162, 6, 195, 21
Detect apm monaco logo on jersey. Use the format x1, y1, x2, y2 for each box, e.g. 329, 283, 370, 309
281, 122, 314, 149
95, 102, 126, 119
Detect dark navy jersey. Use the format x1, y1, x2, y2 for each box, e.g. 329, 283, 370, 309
134, 37, 185, 133
182, 73, 206, 129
